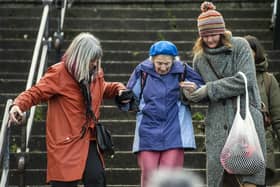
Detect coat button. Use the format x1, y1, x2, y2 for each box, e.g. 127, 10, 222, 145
224, 125, 228, 130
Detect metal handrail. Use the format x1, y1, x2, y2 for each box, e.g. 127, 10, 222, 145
0, 100, 13, 162
271, 0, 278, 28
0, 99, 13, 187
26, 39, 50, 150
26, 0, 69, 150
26, 0, 52, 90
273, 0, 280, 49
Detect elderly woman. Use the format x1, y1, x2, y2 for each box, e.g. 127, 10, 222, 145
182, 2, 266, 187
9, 32, 130, 187
125, 40, 204, 187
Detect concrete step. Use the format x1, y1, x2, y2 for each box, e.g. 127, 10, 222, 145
9, 134, 206, 152
9, 152, 207, 169
0, 28, 274, 42
7, 168, 206, 186
1, 48, 279, 62
8, 151, 280, 171
0, 73, 130, 83
0, 7, 272, 19
0, 60, 140, 75
0, 0, 274, 7
0, 104, 208, 123
7, 114, 206, 135
1, 17, 271, 30
1, 55, 280, 75
0, 75, 131, 93
0, 39, 274, 51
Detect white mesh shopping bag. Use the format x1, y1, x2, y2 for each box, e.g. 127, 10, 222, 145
220, 72, 265, 175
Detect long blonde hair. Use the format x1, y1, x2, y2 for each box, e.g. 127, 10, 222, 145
192, 30, 232, 57
64, 32, 103, 82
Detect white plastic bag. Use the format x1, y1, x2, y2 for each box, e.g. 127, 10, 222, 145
220, 72, 265, 175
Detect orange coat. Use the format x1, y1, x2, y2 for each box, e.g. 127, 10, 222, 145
13, 62, 126, 182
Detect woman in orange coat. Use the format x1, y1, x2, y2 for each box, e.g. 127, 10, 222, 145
9, 32, 129, 187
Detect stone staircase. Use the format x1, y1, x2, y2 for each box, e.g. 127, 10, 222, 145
0, 0, 280, 186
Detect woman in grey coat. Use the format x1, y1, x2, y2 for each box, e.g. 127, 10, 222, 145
182, 2, 266, 187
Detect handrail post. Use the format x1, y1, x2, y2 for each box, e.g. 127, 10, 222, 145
53, 0, 67, 63
273, 0, 280, 49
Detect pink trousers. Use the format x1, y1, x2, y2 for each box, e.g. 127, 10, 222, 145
137, 149, 184, 187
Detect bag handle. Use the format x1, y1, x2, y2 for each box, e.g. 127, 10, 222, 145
236, 72, 249, 117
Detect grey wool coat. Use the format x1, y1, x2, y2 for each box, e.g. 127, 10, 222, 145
193, 36, 266, 186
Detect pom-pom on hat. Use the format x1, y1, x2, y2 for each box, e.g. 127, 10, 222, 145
149, 41, 178, 57
197, 1, 225, 37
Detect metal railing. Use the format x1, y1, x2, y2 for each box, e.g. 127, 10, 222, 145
271, 0, 278, 29
0, 99, 13, 187
0, 0, 70, 186
273, 0, 280, 49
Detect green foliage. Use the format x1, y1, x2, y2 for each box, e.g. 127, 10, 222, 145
10, 143, 18, 153
34, 106, 44, 121
167, 11, 176, 19
192, 112, 205, 121
132, 51, 139, 57
10, 138, 18, 153
157, 32, 165, 40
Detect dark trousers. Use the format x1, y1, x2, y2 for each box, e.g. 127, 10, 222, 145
222, 172, 241, 187
50, 141, 105, 187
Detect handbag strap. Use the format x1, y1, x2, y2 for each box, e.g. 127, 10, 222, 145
206, 58, 251, 112
80, 80, 98, 138
205, 57, 223, 79
237, 72, 249, 117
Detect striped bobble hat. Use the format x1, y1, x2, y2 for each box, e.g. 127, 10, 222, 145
197, 1, 225, 37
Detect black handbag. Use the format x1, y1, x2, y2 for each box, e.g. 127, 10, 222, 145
80, 80, 115, 158
95, 123, 115, 157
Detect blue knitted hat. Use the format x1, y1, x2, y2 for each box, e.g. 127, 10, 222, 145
149, 41, 178, 56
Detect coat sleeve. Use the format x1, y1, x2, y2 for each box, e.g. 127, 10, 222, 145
185, 64, 204, 87
206, 38, 258, 102
269, 75, 280, 130
13, 65, 62, 111
102, 81, 126, 99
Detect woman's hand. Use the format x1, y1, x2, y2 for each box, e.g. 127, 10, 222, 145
118, 89, 133, 103
9, 105, 24, 124
179, 81, 197, 93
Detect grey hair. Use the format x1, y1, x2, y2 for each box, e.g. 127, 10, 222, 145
149, 56, 180, 61
147, 168, 203, 187
64, 32, 103, 82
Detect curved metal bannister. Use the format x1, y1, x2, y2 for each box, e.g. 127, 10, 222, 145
0, 99, 13, 187
271, 0, 278, 29
273, 0, 280, 49
0, 0, 70, 186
